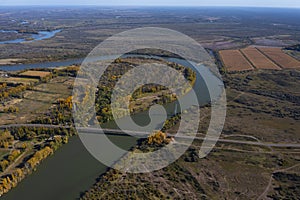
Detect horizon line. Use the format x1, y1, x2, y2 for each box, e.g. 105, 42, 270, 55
1, 5, 300, 8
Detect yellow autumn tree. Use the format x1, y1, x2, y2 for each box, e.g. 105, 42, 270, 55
147, 130, 168, 145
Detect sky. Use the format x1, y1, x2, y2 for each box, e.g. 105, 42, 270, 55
1, 0, 300, 8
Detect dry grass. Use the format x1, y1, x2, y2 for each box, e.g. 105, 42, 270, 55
0, 77, 39, 85
258, 47, 300, 69
241, 47, 281, 70
19, 71, 51, 78
219, 50, 254, 72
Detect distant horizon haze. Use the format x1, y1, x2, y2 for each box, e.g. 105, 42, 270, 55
1, 0, 300, 8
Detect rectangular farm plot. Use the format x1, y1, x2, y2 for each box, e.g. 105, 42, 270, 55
0, 77, 39, 85
241, 48, 281, 70
258, 47, 300, 69
19, 70, 52, 79
219, 50, 254, 72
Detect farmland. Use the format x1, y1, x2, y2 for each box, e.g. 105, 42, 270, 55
0, 77, 38, 85
219, 50, 254, 72
0, 68, 74, 124
240, 47, 281, 70
0, 76, 73, 125
258, 47, 300, 69
18, 70, 52, 79
0, 66, 77, 197
219, 47, 300, 72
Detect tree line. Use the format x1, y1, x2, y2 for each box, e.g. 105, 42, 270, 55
0, 127, 75, 196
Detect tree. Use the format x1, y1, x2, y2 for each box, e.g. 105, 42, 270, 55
147, 131, 168, 145
0, 160, 9, 171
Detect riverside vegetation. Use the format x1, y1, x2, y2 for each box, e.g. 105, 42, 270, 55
0, 57, 196, 196
80, 68, 300, 199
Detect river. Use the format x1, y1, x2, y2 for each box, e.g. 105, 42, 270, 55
2, 136, 137, 200
0, 29, 61, 45
1, 56, 222, 200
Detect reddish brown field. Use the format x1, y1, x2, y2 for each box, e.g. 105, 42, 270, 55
258, 47, 300, 69
241, 47, 281, 70
219, 50, 254, 72
19, 70, 51, 78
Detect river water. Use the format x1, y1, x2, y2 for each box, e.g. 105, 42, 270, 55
2, 136, 137, 200
0, 29, 61, 45
1, 56, 222, 200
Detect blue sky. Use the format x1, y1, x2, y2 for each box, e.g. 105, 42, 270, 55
1, 0, 300, 8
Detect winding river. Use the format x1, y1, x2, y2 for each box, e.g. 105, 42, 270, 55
1, 56, 222, 200
0, 29, 61, 44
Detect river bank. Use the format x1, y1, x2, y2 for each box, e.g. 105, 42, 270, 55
1, 55, 222, 199
1, 135, 138, 200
